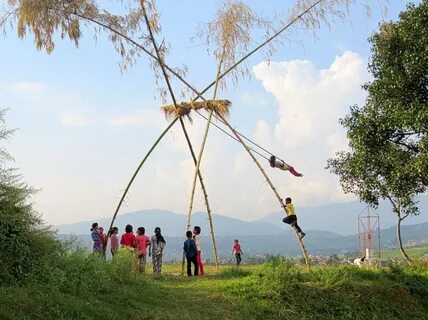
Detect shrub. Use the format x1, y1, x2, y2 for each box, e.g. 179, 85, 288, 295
0, 110, 63, 285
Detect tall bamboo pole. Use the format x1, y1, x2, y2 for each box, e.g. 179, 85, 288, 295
108, 117, 178, 232
184, 52, 225, 270
180, 118, 220, 270
140, 3, 220, 270
217, 114, 311, 268
188, 0, 324, 103
39, 0, 323, 267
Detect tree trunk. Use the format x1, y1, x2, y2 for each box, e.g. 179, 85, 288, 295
217, 114, 310, 269
108, 117, 178, 232
396, 213, 412, 263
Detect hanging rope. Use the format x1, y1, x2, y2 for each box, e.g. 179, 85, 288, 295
194, 109, 291, 164
194, 110, 270, 161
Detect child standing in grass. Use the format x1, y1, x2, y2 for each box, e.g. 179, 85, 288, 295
90, 223, 102, 254
184, 231, 198, 277
120, 224, 136, 249
99, 227, 107, 257
193, 226, 204, 276
282, 197, 305, 239
109, 227, 119, 257
232, 239, 243, 266
135, 227, 151, 273
150, 227, 166, 275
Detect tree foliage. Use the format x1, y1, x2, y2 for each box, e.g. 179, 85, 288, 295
327, 1, 428, 260
328, 0, 428, 212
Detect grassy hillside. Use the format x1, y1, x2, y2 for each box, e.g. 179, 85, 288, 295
382, 245, 428, 259
0, 253, 427, 320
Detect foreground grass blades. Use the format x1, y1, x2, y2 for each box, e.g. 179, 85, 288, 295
0, 253, 427, 320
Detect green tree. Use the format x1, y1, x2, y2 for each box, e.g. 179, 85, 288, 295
327, 1, 428, 262
0, 110, 62, 284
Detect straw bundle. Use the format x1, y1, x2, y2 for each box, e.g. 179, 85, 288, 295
162, 100, 231, 120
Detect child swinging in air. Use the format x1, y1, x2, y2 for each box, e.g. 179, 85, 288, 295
269, 155, 303, 177
282, 197, 306, 239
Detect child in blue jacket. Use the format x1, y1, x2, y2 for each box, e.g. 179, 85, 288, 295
183, 231, 199, 276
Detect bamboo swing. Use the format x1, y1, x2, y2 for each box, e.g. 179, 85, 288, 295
4, 0, 383, 272
105, 0, 318, 270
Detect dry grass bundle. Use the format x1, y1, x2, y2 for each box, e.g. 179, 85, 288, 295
162, 100, 231, 120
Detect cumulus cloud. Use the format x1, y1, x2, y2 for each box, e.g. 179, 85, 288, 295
104, 51, 368, 221
6, 81, 45, 94
34, 51, 369, 224
252, 51, 369, 206
61, 114, 90, 127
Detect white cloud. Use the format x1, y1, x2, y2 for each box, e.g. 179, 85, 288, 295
26, 51, 369, 224
109, 109, 164, 128
61, 114, 90, 127
6, 81, 45, 94
104, 51, 368, 221
251, 51, 369, 206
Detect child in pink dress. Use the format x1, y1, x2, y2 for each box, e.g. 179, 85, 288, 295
232, 239, 243, 266
109, 227, 119, 257
269, 155, 303, 177
193, 226, 204, 276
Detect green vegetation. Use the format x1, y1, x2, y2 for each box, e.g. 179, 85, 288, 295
328, 0, 428, 262
0, 252, 427, 320
382, 245, 428, 259
0, 110, 63, 285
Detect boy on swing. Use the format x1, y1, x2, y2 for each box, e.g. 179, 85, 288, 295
269, 155, 303, 177
282, 197, 305, 239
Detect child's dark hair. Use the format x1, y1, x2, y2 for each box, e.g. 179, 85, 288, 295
90, 222, 98, 231
269, 155, 276, 167
108, 226, 118, 236
137, 227, 145, 235
285, 197, 292, 203
125, 224, 133, 233
186, 231, 193, 238
154, 227, 166, 244
194, 226, 201, 234
234, 239, 239, 242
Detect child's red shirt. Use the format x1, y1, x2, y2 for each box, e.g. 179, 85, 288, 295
120, 232, 136, 248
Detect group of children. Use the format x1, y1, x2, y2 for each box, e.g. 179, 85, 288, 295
91, 222, 246, 276
90, 223, 166, 275
90, 196, 304, 276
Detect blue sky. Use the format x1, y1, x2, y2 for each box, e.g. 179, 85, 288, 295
0, 0, 419, 225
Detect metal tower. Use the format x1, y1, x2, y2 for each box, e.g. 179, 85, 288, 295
358, 206, 381, 259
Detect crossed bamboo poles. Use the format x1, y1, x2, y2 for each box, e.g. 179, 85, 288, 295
25, 0, 321, 268
108, 2, 311, 268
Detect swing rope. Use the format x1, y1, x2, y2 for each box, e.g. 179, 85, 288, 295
194, 109, 288, 164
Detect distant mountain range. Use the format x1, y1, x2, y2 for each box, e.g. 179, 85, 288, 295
55, 198, 428, 261
56, 210, 285, 237
56, 196, 428, 236
58, 222, 428, 261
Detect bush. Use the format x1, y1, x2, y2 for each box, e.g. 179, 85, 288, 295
0, 110, 64, 285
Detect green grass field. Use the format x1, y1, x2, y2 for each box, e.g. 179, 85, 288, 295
1, 253, 427, 320
382, 245, 428, 259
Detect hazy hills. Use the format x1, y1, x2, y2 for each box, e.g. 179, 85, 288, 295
55, 199, 428, 260
56, 197, 428, 236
